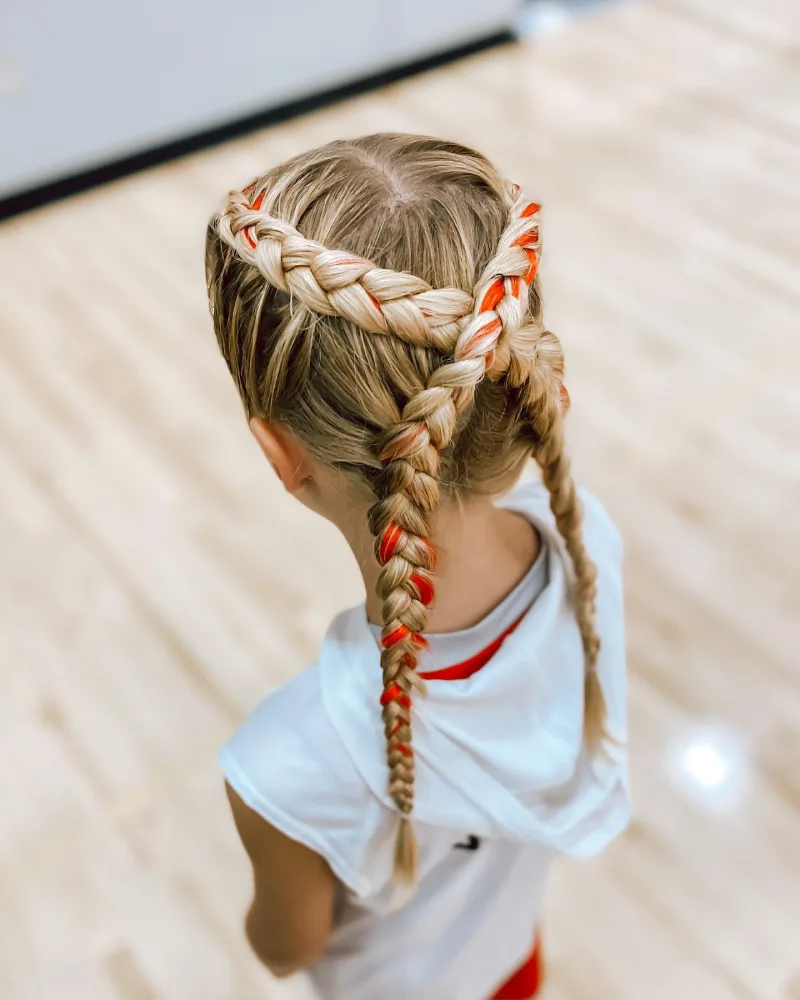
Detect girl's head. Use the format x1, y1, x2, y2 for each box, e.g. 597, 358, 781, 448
206, 133, 606, 883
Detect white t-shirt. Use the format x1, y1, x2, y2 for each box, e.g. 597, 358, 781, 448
219, 483, 629, 1000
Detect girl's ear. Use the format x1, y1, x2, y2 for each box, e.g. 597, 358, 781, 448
249, 418, 311, 494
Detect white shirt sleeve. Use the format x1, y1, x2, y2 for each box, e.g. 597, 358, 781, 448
218, 666, 378, 897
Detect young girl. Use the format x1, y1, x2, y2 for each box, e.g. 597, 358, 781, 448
207, 133, 628, 1000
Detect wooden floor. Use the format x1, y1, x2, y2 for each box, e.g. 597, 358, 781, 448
1, 0, 799, 997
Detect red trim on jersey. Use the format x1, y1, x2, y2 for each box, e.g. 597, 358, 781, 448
417, 611, 526, 682
491, 936, 543, 999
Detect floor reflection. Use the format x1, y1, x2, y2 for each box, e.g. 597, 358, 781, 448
669, 726, 749, 811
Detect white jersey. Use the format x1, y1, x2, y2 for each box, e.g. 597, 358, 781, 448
219, 483, 629, 1000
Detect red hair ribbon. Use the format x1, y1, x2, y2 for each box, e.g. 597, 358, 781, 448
410, 573, 434, 607
378, 522, 404, 564
480, 278, 505, 313
524, 250, 539, 284
380, 682, 411, 709
511, 227, 539, 250
382, 625, 428, 651
463, 317, 502, 363
382, 623, 412, 649
477, 199, 541, 325
243, 189, 266, 249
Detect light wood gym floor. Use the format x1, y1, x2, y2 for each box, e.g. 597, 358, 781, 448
1, 0, 798, 997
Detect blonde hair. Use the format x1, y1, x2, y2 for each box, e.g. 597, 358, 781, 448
206, 133, 607, 884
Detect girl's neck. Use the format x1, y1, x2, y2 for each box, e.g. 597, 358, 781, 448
341, 499, 541, 634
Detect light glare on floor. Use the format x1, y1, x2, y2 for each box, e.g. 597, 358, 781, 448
668, 726, 748, 811
682, 740, 729, 789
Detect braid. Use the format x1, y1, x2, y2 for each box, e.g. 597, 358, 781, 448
368, 419, 440, 881
513, 327, 609, 754
471, 193, 610, 754
365, 184, 545, 882
218, 189, 472, 354
214, 176, 608, 889
535, 401, 607, 752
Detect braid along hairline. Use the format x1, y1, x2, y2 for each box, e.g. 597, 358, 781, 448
218, 188, 473, 354
216, 178, 541, 359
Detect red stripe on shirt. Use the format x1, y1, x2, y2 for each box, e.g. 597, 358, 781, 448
491, 936, 542, 999
417, 611, 526, 682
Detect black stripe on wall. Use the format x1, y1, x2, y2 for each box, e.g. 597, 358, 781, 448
0, 30, 514, 222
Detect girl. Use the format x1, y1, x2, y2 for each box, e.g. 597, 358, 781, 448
207, 134, 628, 1000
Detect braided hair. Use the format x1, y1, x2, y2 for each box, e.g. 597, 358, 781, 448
207, 134, 608, 885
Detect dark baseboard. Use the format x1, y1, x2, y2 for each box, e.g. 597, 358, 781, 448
0, 29, 514, 223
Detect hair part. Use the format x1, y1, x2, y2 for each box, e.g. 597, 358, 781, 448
206, 133, 608, 885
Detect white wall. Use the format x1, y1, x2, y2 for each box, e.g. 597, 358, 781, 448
0, 0, 517, 199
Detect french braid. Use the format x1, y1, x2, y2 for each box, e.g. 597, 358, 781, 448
208, 135, 608, 887
535, 408, 607, 753
364, 183, 549, 879
514, 328, 608, 753
219, 189, 472, 355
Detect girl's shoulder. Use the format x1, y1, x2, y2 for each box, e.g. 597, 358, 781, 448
221, 664, 328, 769
218, 646, 380, 896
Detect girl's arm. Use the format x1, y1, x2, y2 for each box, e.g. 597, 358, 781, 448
225, 782, 335, 977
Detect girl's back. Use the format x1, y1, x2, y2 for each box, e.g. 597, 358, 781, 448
206, 134, 628, 1000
